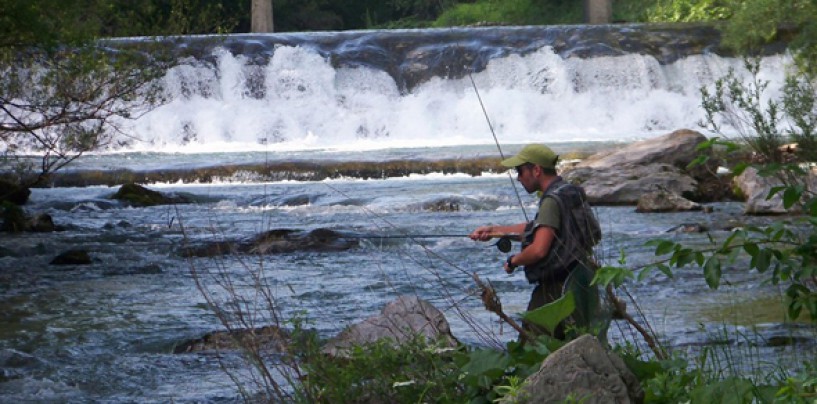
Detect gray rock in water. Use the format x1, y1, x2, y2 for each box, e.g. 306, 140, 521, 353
575, 129, 711, 174
733, 166, 817, 215
180, 228, 358, 257
245, 228, 357, 254
563, 129, 712, 205
25, 213, 56, 232
636, 190, 701, 213
112, 182, 194, 207
507, 335, 643, 404
50, 249, 92, 265
566, 163, 697, 205
173, 325, 288, 354
322, 295, 459, 357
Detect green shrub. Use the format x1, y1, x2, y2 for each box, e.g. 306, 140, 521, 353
433, 0, 582, 27
290, 333, 466, 403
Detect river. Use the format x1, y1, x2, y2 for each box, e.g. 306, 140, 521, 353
1, 24, 813, 402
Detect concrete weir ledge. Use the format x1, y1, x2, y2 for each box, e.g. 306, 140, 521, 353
22, 145, 615, 188
28, 157, 507, 187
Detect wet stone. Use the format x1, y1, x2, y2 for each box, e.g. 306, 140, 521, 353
50, 249, 92, 266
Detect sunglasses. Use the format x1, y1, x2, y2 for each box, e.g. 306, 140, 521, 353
515, 163, 534, 175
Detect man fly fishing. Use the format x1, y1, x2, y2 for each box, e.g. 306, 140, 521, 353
470, 144, 606, 342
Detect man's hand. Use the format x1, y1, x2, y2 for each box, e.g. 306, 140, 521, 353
504, 255, 517, 274
469, 226, 494, 241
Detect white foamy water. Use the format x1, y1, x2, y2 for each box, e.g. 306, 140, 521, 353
120, 45, 790, 155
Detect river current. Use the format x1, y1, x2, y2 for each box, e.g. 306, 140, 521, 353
1, 24, 814, 401
1, 152, 811, 401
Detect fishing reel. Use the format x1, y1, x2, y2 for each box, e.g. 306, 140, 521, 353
493, 236, 514, 253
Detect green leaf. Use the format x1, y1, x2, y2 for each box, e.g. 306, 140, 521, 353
521, 292, 575, 335
767, 186, 786, 200
686, 154, 709, 169
673, 249, 696, 268
649, 239, 676, 256
743, 242, 759, 257
731, 162, 749, 176
655, 263, 674, 279
808, 198, 817, 216
690, 377, 754, 404
703, 257, 722, 289
695, 138, 715, 151
620, 355, 664, 381
754, 249, 772, 272
461, 348, 509, 382
694, 251, 705, 266
592, 266, 634, 287
782, 186, 802, 209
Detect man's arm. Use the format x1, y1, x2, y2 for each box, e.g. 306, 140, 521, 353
469, 223, 527, 241
505, 226, 555, 273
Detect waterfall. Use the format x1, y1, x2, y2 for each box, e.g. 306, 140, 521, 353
111, 25, 789, 154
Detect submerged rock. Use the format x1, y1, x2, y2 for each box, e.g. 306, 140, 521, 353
180, 228, 358, 257
636, 190, 702, 213
0, 349, 47, 382
50, 249, 92, 265
173, 325, 288, 353
25, 213, 56, 232
666, 223, 709, 233
247, 228, 356, 254
111, 183, 194, 207
1, 207, 58, 233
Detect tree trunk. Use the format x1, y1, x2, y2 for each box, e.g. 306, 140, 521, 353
584, 0, 612, 24
251, 0, 274, 33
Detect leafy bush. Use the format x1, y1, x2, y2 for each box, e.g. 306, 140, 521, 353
433, 0, 583, 27
644, 0, 735, 22
282, 311, 567, 403
292, 336, 466, 403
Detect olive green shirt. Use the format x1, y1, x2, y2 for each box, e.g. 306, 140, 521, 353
535, 197, 560, 231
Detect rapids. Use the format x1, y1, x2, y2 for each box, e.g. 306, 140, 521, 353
1, 173, 812, 401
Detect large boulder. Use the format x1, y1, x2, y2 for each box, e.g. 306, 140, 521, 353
322, 296, 459, 357
563, 129, 712, 205
733, 166, 817, 215
576, 129, 711, 173
565, 163, 698, 205
507, 335, 643, 403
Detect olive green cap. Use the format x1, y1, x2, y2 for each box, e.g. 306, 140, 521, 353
500, 144, 559, 169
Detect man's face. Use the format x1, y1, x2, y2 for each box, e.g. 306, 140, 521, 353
515, 163, 539, 194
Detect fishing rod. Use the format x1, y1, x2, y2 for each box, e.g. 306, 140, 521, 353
339, 232, 520, 253
465, 72, 529, 222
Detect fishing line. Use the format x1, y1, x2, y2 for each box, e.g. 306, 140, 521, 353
465, 70, 530, 221
340, 232, 516, 253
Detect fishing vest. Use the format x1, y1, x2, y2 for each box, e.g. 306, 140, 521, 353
521, 177, 601, 284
